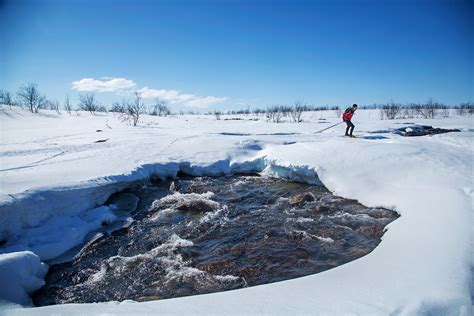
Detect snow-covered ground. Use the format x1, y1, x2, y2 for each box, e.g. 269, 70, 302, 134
0, 106, 472, 315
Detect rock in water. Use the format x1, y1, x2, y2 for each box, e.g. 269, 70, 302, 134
313, 204, 331, 212
169, 181, 178, 192
176, 200, 217, 213
290, 192, 315, 206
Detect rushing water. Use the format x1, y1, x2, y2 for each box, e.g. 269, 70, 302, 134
33, 174, 399, 306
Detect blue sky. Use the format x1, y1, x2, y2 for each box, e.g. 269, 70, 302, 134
1, 0, 472, 111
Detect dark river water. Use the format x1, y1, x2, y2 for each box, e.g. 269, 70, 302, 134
33, 174, 399, 305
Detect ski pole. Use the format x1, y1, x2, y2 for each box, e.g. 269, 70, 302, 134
314, 121, 343, 134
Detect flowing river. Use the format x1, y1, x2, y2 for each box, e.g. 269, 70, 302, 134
33, 174, 399, 305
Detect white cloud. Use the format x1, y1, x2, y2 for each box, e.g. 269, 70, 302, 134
138, 87, 227, 108
183, 96, 228, 108
138, 87, 180, 100
71, 77, 227, 108
72, 77, 136, 92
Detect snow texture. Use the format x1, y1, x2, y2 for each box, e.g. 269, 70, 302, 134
0, 251, 48, 306
0, 206, 117, 261
0, 106, 472, 315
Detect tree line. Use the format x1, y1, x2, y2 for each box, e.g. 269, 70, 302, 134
214, 100, 473, 122
377, 99, 473, 119
0, 83, 172, 126
1, 83, 472, 126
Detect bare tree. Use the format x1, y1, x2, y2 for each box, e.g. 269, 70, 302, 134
0, 90, 15, 107
111, 101, 126, 113
439, 104, 450, 118
97, 105, 108, 113
122, 91, 145, 126
17, 83, 48, 113
266, 106, 284, 123
150, 98, 170, 116
424, 99, 439, 119
254, 108, 265, 116
290, 100, 304, 123
78, 93, 99, 115
64, 94, 72, 114
401, 104, 416, 119
331, 106, 342, 118
415, 98, 438, 119
466, 102, 473, 115
48, 99, 61, 113
455, 102, 473, 116
380, 101, 402, 120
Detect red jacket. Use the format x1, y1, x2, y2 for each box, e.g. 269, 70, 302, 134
342, 108, 354, 120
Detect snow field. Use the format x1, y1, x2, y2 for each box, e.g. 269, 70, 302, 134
0, 106, 472, 315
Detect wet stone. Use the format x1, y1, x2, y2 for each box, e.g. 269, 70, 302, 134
290, 192, 315, 206
312, 204, 331, 212
169, 181, 178, 192
176, 200, 217, 213
358, 225, 386, 237
33, 175, 399, 306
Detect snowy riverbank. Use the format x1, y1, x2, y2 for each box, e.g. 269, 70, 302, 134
0, 106, 472, 315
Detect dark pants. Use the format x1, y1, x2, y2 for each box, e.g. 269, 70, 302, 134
344, 120, 354, 136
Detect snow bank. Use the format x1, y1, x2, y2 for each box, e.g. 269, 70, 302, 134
0, 206, 117, 261
0, 106, 472, 315
0, 181, 132, 242
0, 156, 308, 261
0, 251, 48, 306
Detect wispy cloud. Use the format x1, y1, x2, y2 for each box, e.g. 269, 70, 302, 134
138, 87, 227, 108
183, 95, 228, 108
71, 77, 227, 108
72, 77, 136, 92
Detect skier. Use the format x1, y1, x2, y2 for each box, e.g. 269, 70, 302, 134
342, 104, 358, 137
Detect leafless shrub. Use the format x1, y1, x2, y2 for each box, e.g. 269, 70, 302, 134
0, 90, 15, 107
64, 94, 73, 114
111, 101, 126, 113
380, 101, 402, 120
331, 106, 342, 118
150, 98, 170, 116
438, 104, 450, 118
253, 108, 265, 116
455, 102, 473, 116
121, 91, 145, 126
289, 100, 304, 123
414, 99, 438, 119
266, 106, 284, 123
401, 105, 416, 119
96, 105, 108, 113
232, 108, 251, 115
280, 106, 293, 117
48, 99, 61, 113
17, 83, 48, 113
78, 93, 99, 115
